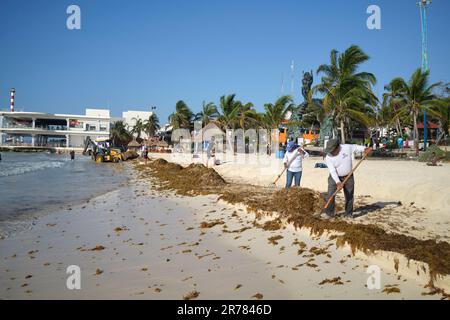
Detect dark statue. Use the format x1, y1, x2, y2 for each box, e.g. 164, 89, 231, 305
286, 71, 315, 140
297, 70, 314, 119
288, 70, 335, 146
301, 70, 314, 101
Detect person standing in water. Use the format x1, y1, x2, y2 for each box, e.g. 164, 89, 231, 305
70, 150, 75, 161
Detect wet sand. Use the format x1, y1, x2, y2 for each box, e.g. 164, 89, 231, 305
0, 165, 447, 299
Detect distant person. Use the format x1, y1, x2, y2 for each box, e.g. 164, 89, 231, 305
427, 152, 442, 167
70, 150, 75, 160
324, 139, 372, 219
397, 136, 404, 152
0, 153, 2, 161
205, 136, 216, 168
143, 147, 149, 164
283, 141, 309, 189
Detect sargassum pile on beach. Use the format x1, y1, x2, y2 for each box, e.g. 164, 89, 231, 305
134, 159, 450, 291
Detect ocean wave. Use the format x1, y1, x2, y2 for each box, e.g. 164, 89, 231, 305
0, 160, 66, 177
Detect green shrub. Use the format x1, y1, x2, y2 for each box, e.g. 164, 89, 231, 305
418, 145, 448, 162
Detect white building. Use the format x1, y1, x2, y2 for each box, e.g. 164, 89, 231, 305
0, 108, 153, 150
122, 110, 154, 139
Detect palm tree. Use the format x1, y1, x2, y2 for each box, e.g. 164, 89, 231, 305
194, 101, 219, 125
390, 69, 441, 155
315, 45, 378, 143
143, 113, 160, 138
217, 94, 240, 129
262, 95, 295, 129
236, 101, 259, 129
168, 100, 193, 129
428, 97, 450, 145
421, 83, 449, 146
130, 118, 145, 139
110, 120, 131, 147
216, 94, 258, 130
302, 90, 325, 131
383, 78, 409, 136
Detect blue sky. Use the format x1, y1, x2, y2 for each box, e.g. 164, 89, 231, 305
0, 0, 449, 123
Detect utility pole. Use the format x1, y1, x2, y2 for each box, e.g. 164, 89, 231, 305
418, 0, 431, 151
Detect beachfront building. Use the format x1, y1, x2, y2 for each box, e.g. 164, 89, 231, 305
0, 108, 154, 151
0, 109, 111, 150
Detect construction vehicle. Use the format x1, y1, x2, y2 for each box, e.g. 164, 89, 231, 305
83, 136, 124, 163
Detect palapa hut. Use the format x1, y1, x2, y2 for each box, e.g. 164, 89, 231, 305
145, 137, 170, 153
127, 139, 142, 152
156, 140, 170, 152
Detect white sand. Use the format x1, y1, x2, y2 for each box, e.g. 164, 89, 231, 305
0, 164, 448, 299
156, 153, 450, 241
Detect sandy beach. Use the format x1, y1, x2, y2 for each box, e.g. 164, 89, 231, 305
1, 155, 449, 300
157, 153, 450, 242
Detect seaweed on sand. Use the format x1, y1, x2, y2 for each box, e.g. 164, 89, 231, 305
133, 159, 450, 283
137, 160, 225, 195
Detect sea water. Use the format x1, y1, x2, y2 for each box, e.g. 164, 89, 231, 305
0, 152, 127, 237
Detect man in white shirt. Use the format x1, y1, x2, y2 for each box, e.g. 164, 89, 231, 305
283, 141, 309, 189
324, 139, 372, 218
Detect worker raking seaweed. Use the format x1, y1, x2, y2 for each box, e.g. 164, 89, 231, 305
283, 141, 309, 189
323, 139, 372, 219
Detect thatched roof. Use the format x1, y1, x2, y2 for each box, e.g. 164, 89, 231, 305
157, 140, 169, 147
202, 122, 225, 140
128, 139, 141, 147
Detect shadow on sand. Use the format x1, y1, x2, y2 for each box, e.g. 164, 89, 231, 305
353, 201, 402, 218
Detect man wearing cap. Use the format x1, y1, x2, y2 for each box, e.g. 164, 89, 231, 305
283, 141, 309, 189
324, 139, 372, 218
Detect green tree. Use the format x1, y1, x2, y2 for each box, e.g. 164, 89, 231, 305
262, 95, 295, 129
169, 100, 193, 129
131, 118, 145, 139
217, 94, 240, 129
236, 101, 259, 129
217, 94, 258, 130
144, 113, 160, 138
110, 120, 131, 147
194, 101, 219, 125
427, 83, 450, 145
390, 69, 441, 155
382, 78, 409, 136
315, 45, 378, 143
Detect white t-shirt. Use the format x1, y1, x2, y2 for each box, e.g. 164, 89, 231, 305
283, 148, 309, 173
325, 144, 365, 183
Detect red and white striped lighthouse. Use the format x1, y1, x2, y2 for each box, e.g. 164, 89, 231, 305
10, 88, 16, 112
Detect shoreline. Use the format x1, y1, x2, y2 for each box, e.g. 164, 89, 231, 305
0, 157, 133, 239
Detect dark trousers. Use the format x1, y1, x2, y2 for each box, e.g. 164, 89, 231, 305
286, 170, 302, 189
325, 174, 355, 217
